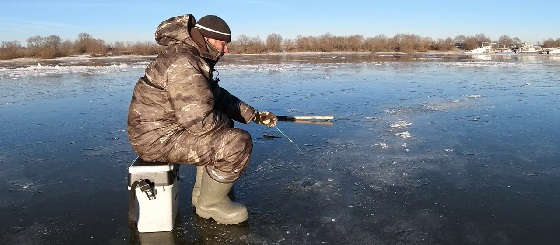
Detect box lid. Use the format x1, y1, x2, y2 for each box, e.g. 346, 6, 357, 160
128, 158, 179, 186
129, 158, 174, 174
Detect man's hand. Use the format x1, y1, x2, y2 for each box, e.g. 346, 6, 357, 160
253, 111, 278, 128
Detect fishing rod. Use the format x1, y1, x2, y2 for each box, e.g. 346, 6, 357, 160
273, 115, 334, 154
277, 115, 334, 121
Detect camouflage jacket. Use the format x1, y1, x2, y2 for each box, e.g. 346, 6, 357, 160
127, 15, 256, 161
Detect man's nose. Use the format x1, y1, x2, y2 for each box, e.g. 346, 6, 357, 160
223, 44, 229, 53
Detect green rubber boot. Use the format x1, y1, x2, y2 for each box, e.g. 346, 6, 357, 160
192, 166, 204, 208
195, 170, 248, 224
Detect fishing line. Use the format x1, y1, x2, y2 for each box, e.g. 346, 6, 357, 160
275, 126, 303, 153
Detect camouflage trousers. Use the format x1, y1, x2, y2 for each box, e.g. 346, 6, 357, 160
164, 127, 253, 183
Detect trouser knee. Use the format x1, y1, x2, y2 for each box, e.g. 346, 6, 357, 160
206, 128, 253, 183
224, 129, 252, 169
233, 130, 253, 159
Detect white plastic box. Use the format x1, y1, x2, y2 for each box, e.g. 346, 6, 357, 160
128, 158, 179, 233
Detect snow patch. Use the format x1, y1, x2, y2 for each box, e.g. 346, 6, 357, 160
0, 63, 144, 79
374, 142, 389, 149
217, 63, 346, 73
395, 131, 412, 139
390, 120, 412, 129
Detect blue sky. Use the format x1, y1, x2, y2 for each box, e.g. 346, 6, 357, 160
1, 0, 559, 44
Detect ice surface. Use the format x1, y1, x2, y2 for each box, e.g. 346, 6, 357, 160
2, 54, 560, 244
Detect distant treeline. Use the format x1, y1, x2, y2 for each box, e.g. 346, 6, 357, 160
0, 33, 159, 60
2, 32, 560, 60
229, 33, 560, 54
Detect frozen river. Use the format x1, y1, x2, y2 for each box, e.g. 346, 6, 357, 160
1, 54, 560, 244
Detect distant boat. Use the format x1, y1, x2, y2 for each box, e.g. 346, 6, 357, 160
518, 42, 541, 54
466, 44, 493, 54
548, 48, 560, 54
495, 48, 514, 54
465, 42, 495, 54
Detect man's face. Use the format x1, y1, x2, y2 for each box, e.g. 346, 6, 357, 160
205, 37, 229, 56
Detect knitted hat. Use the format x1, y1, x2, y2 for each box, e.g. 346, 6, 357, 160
195, 15, 231, 42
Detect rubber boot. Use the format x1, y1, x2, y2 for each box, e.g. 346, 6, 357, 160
195, 170, 248, 224
192, 166, 204, 207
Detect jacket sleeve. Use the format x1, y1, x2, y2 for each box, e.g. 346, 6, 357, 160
214, 86, 257, 124
166, 60, 227, 135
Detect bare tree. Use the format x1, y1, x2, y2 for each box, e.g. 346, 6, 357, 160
431, 38, 454, 51
318, 34, 333, 52
229, 35, 266, 53
296, 35, 315, 52
460, 34, 490, 50
454, 35, 466, 43
266, 33, 283, 52
511, 37, 522, 48
45, 35, 62, 56
88, 38, 107, 56
110, 41, 127, 55
542, 39, 557, 48
282, 39, 297, 52
474, 33, 491, 47
498, 35, 513, 48
462, 37, 478, 50
229, 34, 250, 53
391, 34, 424, 53
25, 35, 61, 58
131, 41, 159, 55
364, 35, 389, 52
59, 40, 74, 56
249, 36, 266, 53
70, 33, 108, 56
26, 35, 42, 57
0, 41, 24, 59
75, 32, 92, 54
347, 35, 364, 51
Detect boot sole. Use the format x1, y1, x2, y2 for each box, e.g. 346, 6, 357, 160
196, 208, 248, 225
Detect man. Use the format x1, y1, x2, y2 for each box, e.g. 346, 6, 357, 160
127, 14, 277, 224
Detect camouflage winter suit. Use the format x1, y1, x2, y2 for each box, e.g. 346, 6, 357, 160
127, 15, 256, 183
